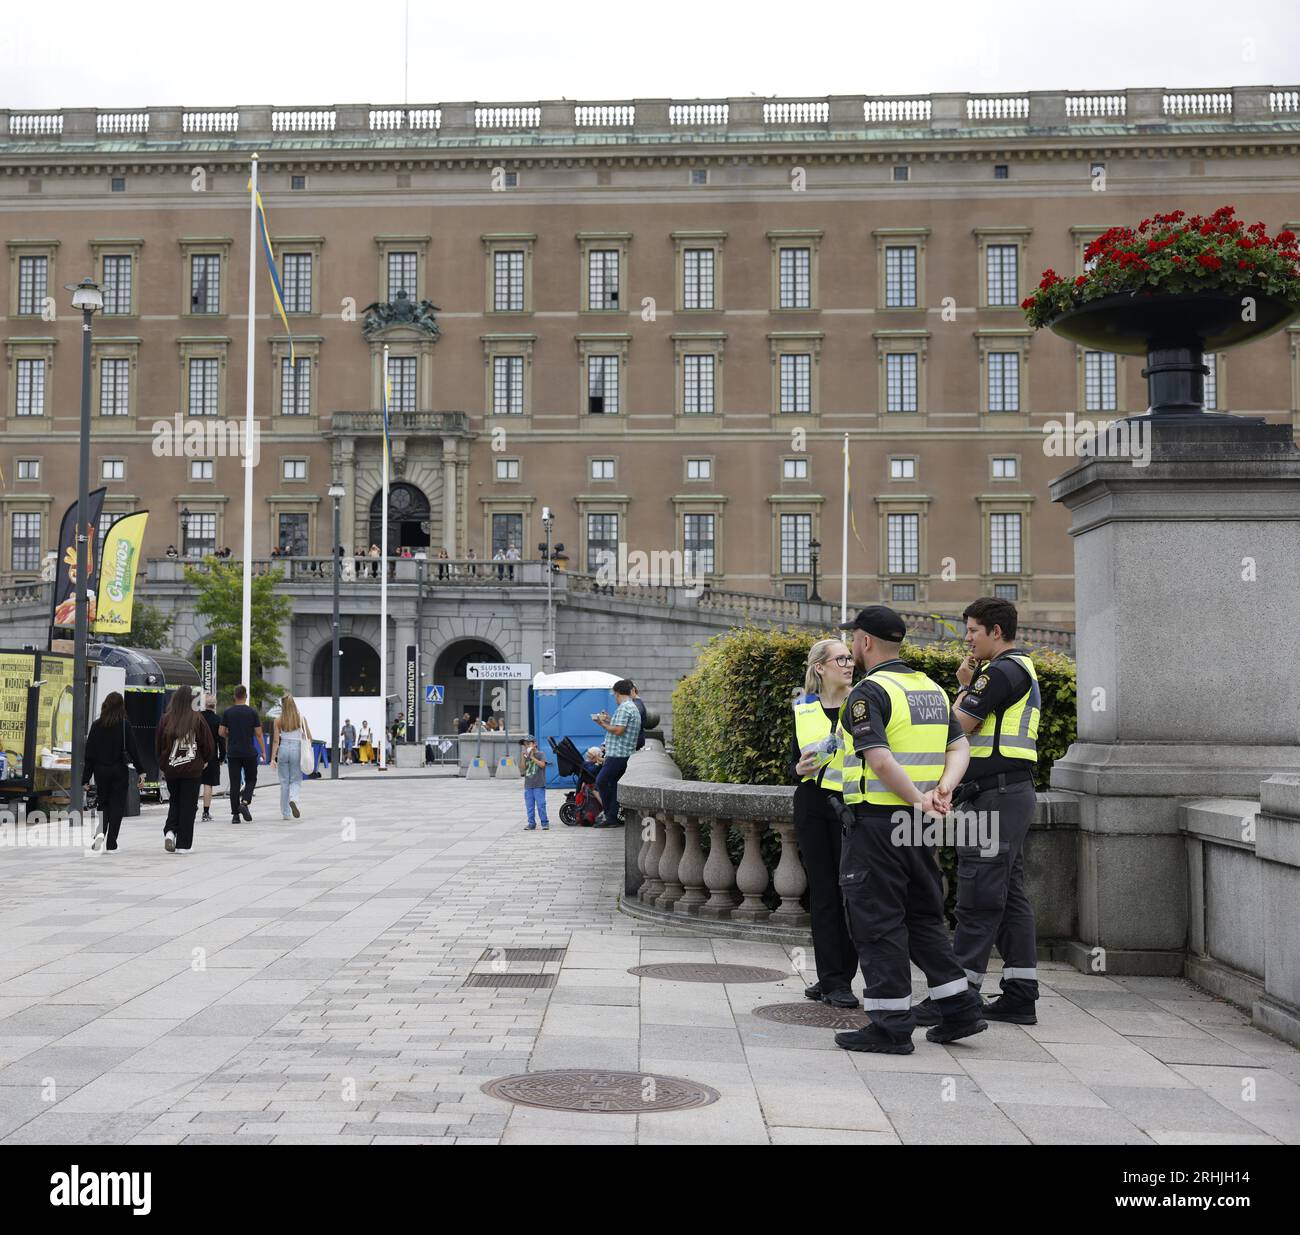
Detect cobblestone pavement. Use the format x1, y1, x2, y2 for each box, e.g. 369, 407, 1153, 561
1, 778, 1296, 1145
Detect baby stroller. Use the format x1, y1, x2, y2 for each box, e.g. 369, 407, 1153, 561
549, 735, 604, 826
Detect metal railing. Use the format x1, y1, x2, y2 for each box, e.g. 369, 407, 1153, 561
145, 555, 549, 586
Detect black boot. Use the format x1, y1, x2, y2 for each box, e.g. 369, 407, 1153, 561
925, 1014, 988, 1044
835, 1025, 914, 1055
983, 994, 1037, 1025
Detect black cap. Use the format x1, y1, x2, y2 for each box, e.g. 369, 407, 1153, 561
840, 605, 906, 642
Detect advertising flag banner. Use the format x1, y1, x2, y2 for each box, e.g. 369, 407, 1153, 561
50, 488, 107, 635
91, 511, 149, 636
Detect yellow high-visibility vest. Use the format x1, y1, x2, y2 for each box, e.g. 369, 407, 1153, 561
792, 694, 859, 794
840, 668, 950, 807
968, 653, 1040, 763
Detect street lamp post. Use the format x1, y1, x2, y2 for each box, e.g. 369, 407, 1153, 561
180, 507, 192, 557
328, 481, 345, 780
808, 538, 823, 604
540, 507, 556, 673
67, 278, 103, 817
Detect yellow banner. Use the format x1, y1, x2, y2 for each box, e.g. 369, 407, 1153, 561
92, 511, 149, 635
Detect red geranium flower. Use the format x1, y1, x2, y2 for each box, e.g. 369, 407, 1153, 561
1197, 253, 1222, 270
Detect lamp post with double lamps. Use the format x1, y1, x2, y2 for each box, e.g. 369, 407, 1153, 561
66, 278, 103, 816
539, 506, 557, 672
328, 481, 345, 780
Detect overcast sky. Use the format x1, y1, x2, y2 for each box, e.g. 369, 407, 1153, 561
4, 0, 1298, 108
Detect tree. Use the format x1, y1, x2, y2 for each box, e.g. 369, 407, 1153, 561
123, 600, 174, 651
185, 559, 292, 708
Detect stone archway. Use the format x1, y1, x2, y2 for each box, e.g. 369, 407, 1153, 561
368, 482, 431, 552
432, 637, 504, 727
312, 636, 381, 697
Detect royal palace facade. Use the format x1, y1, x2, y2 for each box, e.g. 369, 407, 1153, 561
2, 86, 1299, 625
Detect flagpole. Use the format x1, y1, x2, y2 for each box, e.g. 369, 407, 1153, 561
841, 433, 850, 622
379, 344, 390, 771
241, 154, 258, 695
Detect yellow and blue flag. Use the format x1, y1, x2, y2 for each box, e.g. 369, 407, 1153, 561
250, 181, 295, 363
843, 434, 867, 552
380, 361, 393, 477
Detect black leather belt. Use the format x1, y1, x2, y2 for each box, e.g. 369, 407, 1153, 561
953, 767, 1035, 804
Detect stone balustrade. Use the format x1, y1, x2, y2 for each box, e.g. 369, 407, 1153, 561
3, 86, 1297, 150
619, 739, 1081, 944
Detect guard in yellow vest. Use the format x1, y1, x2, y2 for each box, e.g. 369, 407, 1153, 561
832, 606, 986, 1055
914, 596, 1042, 1029
788, 638, 860, 1009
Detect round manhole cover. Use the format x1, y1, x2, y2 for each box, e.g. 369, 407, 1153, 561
482, 1069, 719, 1113
628, 962, 789, 984
752, 1001, 870, 1031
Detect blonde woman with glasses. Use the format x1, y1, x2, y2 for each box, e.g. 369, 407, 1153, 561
270, 694, 312, 820
789, 637, 861, 1010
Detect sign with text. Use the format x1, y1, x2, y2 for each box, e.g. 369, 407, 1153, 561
404, 645, 418, 739
200, 644, 218, 700
466, 662, 531, 681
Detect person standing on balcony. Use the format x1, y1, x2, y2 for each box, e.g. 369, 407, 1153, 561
465, 546, 479, 579
911, 596, 1042, 1029
505, 541, 520, 581
593, 679, 641, 827
788, 638, 860, 1010
437, 547, 450, 581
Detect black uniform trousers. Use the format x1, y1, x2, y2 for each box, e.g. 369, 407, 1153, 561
792, 784, 859, 995
952, 778, 1039, 1004
840, 806, 981, 1040
228, 754, 259, 818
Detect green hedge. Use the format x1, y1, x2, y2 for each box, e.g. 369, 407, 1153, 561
672, 624, 1076, 792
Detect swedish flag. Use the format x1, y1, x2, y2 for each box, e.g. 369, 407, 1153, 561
250, 183, 295, 362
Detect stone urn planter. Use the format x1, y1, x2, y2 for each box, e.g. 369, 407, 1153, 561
1048, 289, 1297, 420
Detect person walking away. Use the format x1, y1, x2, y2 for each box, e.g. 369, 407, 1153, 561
593, 679, 641, 827
82, 691, 144, 852
219, 685, 263, 823
157, 685, 214, 853
912, 596, 1043, 1027
521, 737, 550, 830
271, 693, 311, 819
832, 606, 986, 1055
200, 692, 224, 822
341, 718, 356, 765
789, 639, 861, 1009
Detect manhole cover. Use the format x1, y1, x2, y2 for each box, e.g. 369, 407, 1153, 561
478, 947, 566, 963
752, 1002, 870, 1031
483, 1070, 719, 1113
628, 963, 788, 984
462, 973, 556, 989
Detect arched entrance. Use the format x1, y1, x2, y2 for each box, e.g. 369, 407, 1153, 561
312, 636, 381, 697
432, 638, 504, 727
369, 482, 431, 552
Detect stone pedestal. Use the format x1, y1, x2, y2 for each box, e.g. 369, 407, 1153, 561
1050, 418, 1300, 975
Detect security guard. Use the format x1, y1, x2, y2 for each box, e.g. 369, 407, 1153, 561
789, 638, 861, 1010
914, 596, 1041, 1027
832, 606, 986, 1055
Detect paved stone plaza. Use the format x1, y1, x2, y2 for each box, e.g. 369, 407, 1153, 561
0, 777, 1296, 1146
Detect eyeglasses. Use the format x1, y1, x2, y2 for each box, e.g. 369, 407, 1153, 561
828, 655, 854, 667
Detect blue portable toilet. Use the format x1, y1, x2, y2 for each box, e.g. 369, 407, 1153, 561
529, 669, 620, 789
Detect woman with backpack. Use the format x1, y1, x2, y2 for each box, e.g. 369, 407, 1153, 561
156, 685, 215, 854
82, 691, 144, 853
270, 693, 312, 819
